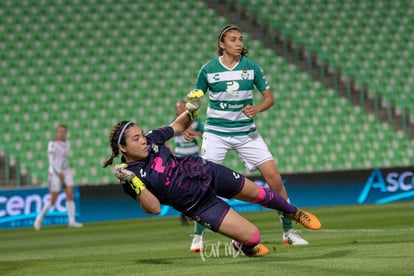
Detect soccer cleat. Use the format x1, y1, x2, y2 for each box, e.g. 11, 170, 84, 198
33, 216, 42, 231
68, 221, 84, 228
282, 229, 309, 245
243, 243, 269, 257
284, 208, 321, 230
190, 234, 204, 253
232, 241, 269, 257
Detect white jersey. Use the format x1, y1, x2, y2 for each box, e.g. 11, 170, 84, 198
48, 140, 71, 175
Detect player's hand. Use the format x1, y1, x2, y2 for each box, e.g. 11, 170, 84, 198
185, 89, 204, 119
114, 163, 136, 182
114, 163, 146, 196
242, 105, 259, 118
183, 127, 196, 141
186, 89, 204, 111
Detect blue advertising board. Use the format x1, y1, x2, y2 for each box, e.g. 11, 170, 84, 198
0, 186, 80, 229
357, 168, 414, 204
1, 166, 413, 229
279, 166, 414, 206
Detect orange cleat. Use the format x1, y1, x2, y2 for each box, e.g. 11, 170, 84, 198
284, 208, 321, 230
232, 241, 269, 257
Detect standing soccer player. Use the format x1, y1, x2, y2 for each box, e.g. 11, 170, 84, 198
190, 25, 308, 252
34, 125, 83, 230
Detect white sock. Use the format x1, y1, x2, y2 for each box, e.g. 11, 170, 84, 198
66, 200, 76, 224
37, 201, 52, 221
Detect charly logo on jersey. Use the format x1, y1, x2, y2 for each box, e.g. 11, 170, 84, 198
358, 168, 414, 204
213, 73, 220, 81
241, 69, 249, 80
139, 168, 146, 178
151, 144, 159, 154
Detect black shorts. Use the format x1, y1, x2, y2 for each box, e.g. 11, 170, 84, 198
184, 162, 246, 232
187, 196, 231, 232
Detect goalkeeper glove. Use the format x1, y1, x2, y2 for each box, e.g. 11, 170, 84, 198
185, 89, 204, 120
114, 163, 146, 196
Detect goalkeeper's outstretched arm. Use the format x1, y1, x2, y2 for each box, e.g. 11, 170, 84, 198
170, 110, 194, 136
124, 178, 161, 214
116, 164, 161, 215
136, 189, 161, 215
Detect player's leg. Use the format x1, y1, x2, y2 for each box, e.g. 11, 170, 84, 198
256, 160, 308, 245
179, 213, 190, 226
191, 222, 205, 253
34, 174, 59, 230
187, 197, 268, 257
233, 177, 321, 231
210, 162, 321, 230
237, 132, 309, 245
190, 133, 230, 253
64, 172, 83, 228
218, 208, 268, 256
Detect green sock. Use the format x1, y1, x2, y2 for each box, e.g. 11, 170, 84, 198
278, 210, 293, 233
278, 198, 293, 232
194, 221, 206, 235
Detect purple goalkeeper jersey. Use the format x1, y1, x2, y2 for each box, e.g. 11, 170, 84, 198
121, 126, 213, 212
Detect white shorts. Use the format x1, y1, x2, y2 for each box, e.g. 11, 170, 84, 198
201, 131, 274, 171
48, 169, 74, 192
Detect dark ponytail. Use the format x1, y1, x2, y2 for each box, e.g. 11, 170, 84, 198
103, 121, 134, 168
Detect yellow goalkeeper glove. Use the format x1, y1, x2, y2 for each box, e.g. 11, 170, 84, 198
114, 163, 146, 196
185, 89, 204, 120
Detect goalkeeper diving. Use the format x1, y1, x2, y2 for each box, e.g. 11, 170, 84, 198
103, 89, 321, 257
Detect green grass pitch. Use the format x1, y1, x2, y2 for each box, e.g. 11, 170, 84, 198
1, 201, 413, 275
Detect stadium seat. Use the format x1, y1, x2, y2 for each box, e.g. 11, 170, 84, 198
238, 0, 414, 119
1, 0, 413, 185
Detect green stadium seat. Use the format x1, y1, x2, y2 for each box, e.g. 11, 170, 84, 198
1, 0, 413, 185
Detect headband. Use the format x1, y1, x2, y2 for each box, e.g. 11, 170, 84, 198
218, 25, 239, 42
117, 121, 132, 145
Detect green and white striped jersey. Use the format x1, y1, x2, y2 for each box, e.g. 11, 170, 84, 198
195, 55, 269, 136
173, 118, 204, 157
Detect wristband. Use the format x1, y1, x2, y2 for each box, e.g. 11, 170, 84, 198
131, 176, 146, 196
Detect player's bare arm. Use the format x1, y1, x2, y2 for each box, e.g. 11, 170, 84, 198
242, 89, 274, 118
136, 189, 161, 215
170, 111, 194, 137
115, 164, 161, 215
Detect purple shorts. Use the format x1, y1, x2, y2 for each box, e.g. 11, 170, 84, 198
185, 162, 246, 232
208, 161, 245, 199
189, 196, 231, 232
